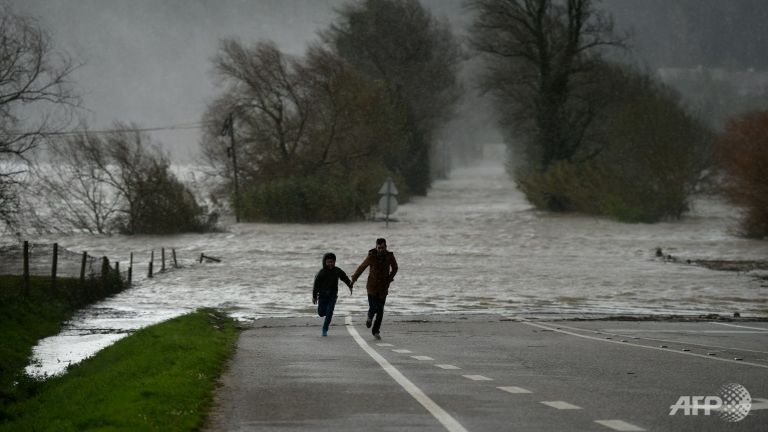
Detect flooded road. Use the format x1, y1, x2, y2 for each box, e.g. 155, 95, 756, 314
17, 158, 768, 376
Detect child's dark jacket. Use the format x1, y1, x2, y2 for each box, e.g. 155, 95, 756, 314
313, 254, 352, 300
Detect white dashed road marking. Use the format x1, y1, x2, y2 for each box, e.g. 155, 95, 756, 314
345, 318, 654, 432
345, 316, 468, 432
594, 419, 646, 431
435, 364, 461, 370
463, 375, 493, 381
541, 401, 582, 410
497, 386, 532, 394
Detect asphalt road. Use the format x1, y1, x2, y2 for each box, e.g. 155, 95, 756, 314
204, 315, 768, 431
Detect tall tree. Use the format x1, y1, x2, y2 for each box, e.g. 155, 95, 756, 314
468, 0, 624, 186
201, 39, 407, 221
0, 5, 80, 227
324, 0, 462, 195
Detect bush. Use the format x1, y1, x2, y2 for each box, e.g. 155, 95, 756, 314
517, 64, 712, 222
716, 111, 768, 238
239, 166, 405, 223
116, 166, 210, 234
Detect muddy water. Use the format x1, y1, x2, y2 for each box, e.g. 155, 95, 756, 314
21, 159, 768, 377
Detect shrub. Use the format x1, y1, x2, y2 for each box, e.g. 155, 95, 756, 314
239, 166, 405, 223
716, 111, 768, 238
114, 165, 209, 234
517, 64, 712, 222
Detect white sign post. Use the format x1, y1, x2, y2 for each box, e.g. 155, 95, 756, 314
378, 177, 399, 227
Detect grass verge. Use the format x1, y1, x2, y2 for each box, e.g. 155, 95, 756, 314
0, 275, 94, 405
0, 308, 239, 432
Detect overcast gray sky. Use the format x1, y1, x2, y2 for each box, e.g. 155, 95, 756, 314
11, 0, 766, 161
10, 0, 355, 162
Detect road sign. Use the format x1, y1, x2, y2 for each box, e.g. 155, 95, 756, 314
378, 177, 399, 195
378, 177, 398, 227
378, 194, 398, 215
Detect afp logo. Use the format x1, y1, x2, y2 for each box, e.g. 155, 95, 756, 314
669, 383, 752, 422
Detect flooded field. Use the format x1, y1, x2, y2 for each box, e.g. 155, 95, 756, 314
9, 158, 767, 377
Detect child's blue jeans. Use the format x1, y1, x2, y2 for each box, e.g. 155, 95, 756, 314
317, 295, 338, 332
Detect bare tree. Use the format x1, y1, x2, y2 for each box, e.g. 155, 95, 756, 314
99, 124, 177, 234
468, 0, 624, 178
34, 133, 120, 234
0, 5, 80, 226
206, 39, 312, 181
37, 123, 207, 234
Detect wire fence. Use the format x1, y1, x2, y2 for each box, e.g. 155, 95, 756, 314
0, 241, 220, 295
0, 241, 130, 295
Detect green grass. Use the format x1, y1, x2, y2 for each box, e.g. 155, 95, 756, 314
0, 309, 239, 432
0, 275, 92, 403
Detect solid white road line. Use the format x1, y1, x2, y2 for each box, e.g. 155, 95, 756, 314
498, 386, 532, 394
521, 321, 768, 369
376, 343, 394, 347
711, 322, 768, 332
393, 349, 413, 353
602, 329, 768, 334
412, 355, 435, 361
540, 401, 582, 410
345, 316, 468, 432
553, 322, 768, 355
435, 364, 462, 370
594, 419, 646, 431
463, 375, 493, 381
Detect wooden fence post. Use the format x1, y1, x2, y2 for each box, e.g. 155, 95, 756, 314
128, 252, 133, 285
161, 247, 166, 272
148, 250, 154, 278
23, 241, 30, 296
172, 249, 178, 268
51, 243, 58, 291
101, 256, 109, 292
80, 251, 88, 283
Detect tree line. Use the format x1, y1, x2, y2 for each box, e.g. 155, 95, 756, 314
0, 0, 766, 238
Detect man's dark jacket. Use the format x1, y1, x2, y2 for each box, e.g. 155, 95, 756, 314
352, 249, 398, 299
